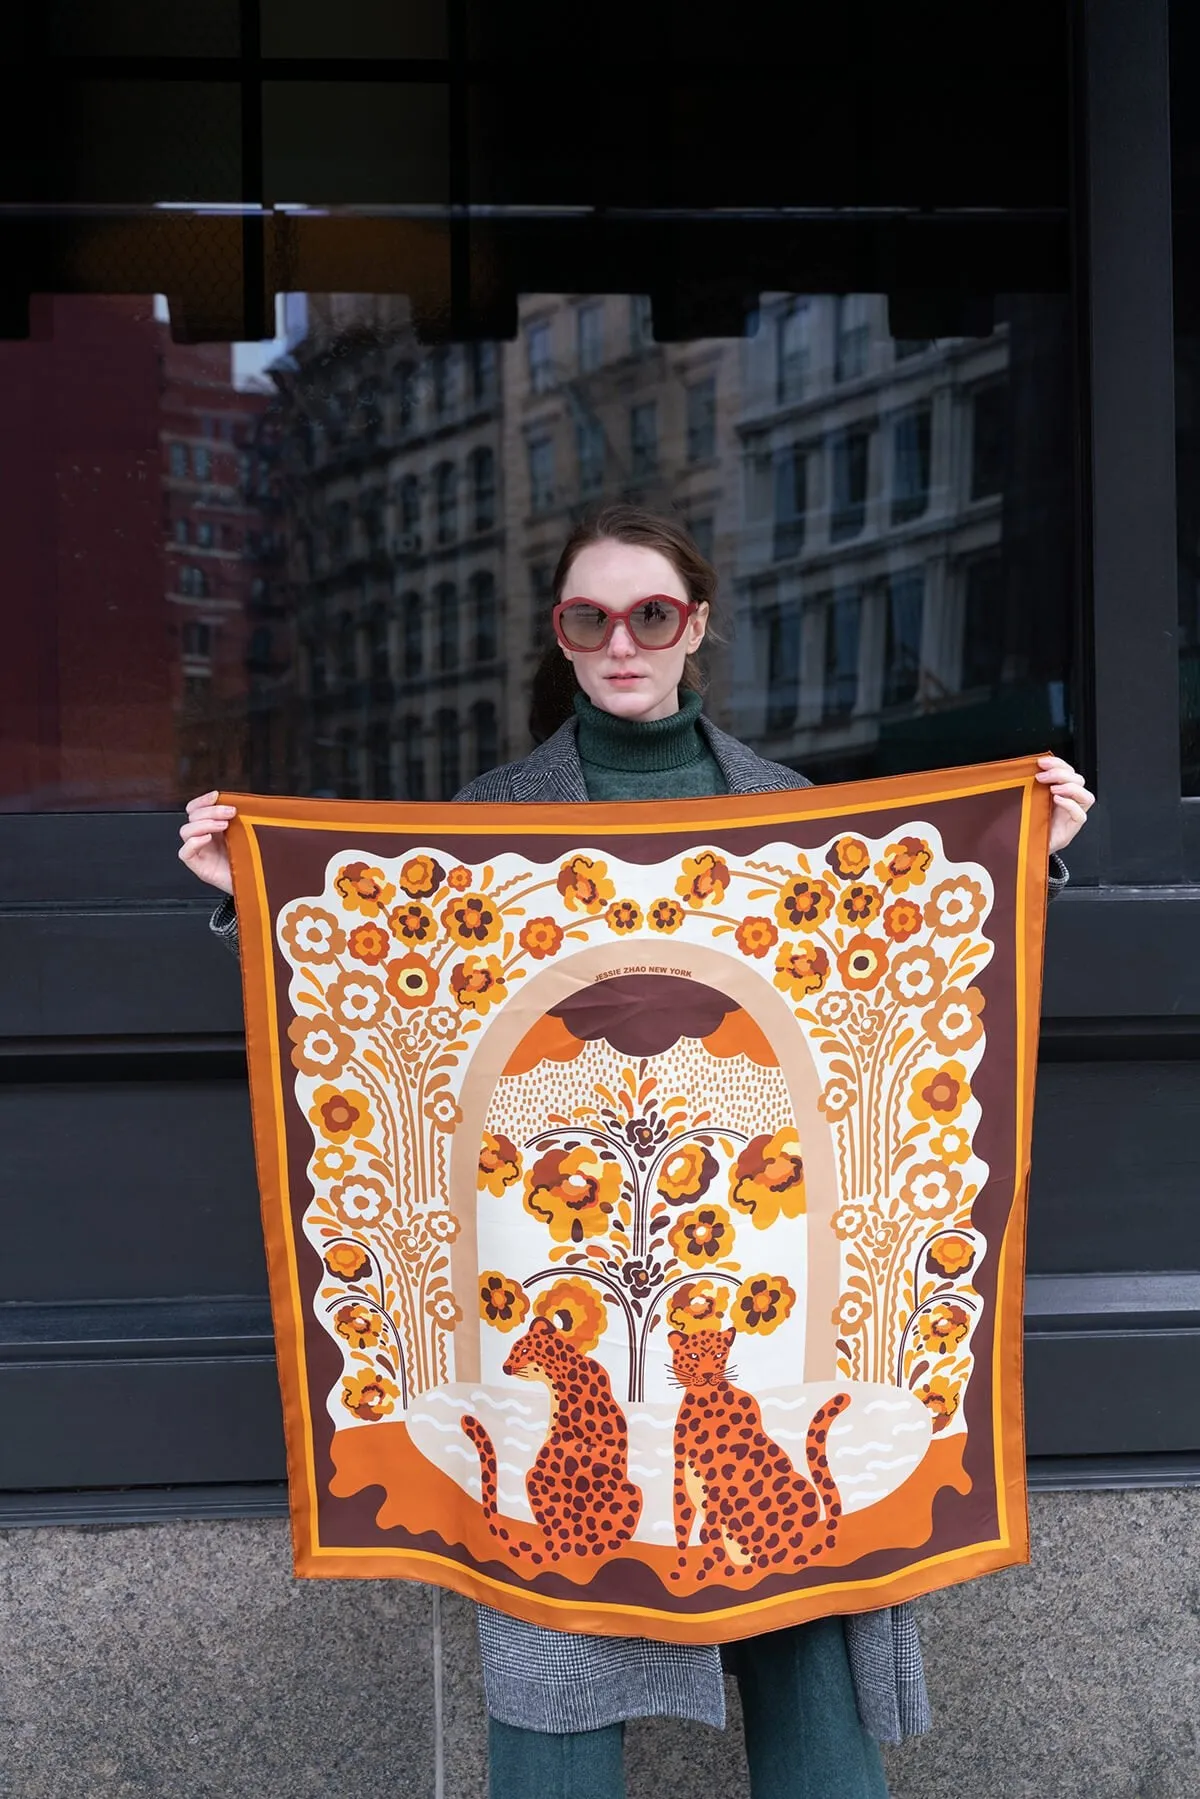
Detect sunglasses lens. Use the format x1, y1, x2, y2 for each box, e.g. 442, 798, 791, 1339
628, 598, 684, 647
557, 603, 610, 649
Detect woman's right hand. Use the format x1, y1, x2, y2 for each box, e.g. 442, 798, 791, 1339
179, 791, 237, 896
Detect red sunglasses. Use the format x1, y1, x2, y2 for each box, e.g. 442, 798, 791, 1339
552, 593, 696, 652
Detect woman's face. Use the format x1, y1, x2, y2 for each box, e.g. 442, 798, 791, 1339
557, 539, 709, 723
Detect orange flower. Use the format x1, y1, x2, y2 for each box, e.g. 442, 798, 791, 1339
837, 932, 888, 990
833, 1291, 872, 1332
312, 1145, 356, 1182
449, 954, 508, 1015
729, 1129, 806, 1228
900, 1161, 963, 1220
886, 946, 947, 1007
929, 1124, 973, 1166
675, 851, 731, 909
426, 1291, 463, 1328
519, 917, 564, 959
326, 972, 389, 1030
424, 1091, 463, 1132
926, 1233, 976, 1276
667, 1279, 729, 1334
385, 953, 438, 1008
323, 1242, 371, 1282
441, 892, 502, 947
648, 897, 684, 933
669, 1205, 735, 1267
605, 899, 642, 933
826, 836, 872, 880
918, 1302, 972, 1352
532, 1277, 608, 1353
838, 883, 882, 925
309, 1085, 375, 1145
427, 1211, 460, 1242
341, 1369, 399, 1421
775, 876, 834, 931
333, 861, 396, 917
817, 1076, 855, 1123
281, 904, 346, 965
732, 1273, 796, 1335
478, 1131, 522, 1196
556, 854, 615, 915
524, 1144, 622, 1243
915, 1375, 959, 1431
447, 865, 474, 891
479, 1271, 530, 1332
398, 855, 446, 899
329, 1174, 389, 1226
656, 1141, 718, 1202
909, 1061, 971, 1124
388, 902, 436, 945
924, 986, 986, 1056
288, 1013, 353, 1078
334, 1302, 380, 1348
347, 921, 392, 964
774, 941, 829, 999
734, 916, 778, 958
874, 836, 933, 893
883, 898, 924, 942
924, 876, 987, 937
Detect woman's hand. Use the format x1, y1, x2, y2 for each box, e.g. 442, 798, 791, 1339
1037, 756, 1094, 855
179, 790, 237, 895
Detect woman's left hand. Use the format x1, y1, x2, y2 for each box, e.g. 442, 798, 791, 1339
1037, 755, 1095, 855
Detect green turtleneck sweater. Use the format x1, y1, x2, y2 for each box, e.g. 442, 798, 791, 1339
572, 688, 727, 801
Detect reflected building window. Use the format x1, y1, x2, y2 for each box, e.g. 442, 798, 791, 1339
402, 716, 425, 800
368, 603, 390, 682
470, 341, 497, 405
883, 571, 925, 707
182, 620, 212, 657
686, 378, 717, 462
368, 723, 392, 799
895, 337, 934, 361
689, 515, 714, 561
823, 593, 861, 720
396, 361, 418, 432
180, 566, 209, 597
471, 570, 498, 663
576, 414, 605, 496
173, 518, 189, 545
169, 443, 188, 478
971, 384, 1008, 500
196, 521, 214, 549
891, 406, 932, 524
402, 593, 423, 677
431, 348, 454, 418
835, 295, 871, 383
192, 445, 210, 480
765, 603, 800, 732
530, 562, 553, 647
337, 728, 360, 799
437, 708, 461, 798
397, 473, 421, 552
962, 557, 1005, 689
528, 319, 554, 394
830, 430, 869, 541
629, 295, 655, 353
436, 582, 459, 671
776, 300, 811, 405
630, 402, 658, 478
773, 446, 806, 559
471, 699, 500, 777
577, 302, 604, 373
529, 436, 555, 512
337, 613, 357, 684
471, 447, 496, 532
434, 462, 458, 544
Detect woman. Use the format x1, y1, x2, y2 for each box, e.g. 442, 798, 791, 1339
182, 505, 1093, 1799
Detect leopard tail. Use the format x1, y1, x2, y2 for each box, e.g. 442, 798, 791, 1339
805, 1391, 851, 1523
460, 1414, 542, 1562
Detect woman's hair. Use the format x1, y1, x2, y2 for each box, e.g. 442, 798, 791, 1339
527, 503, 718, 744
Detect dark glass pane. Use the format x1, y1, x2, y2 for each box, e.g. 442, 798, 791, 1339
1173, 0, 1200, 792
765, 605, 800, 732
883, 571, 925, 707
962, 557, 1006, 689
823, 594, 862, 721
772, 448, 806, 560
891, 407, 931, 524
830, 430, 869, 540
971, 383, 1009, 500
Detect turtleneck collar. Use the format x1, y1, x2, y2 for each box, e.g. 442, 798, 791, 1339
572, 687, 707, 773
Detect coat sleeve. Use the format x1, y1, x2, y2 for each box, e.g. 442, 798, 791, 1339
209, 892, 240, 958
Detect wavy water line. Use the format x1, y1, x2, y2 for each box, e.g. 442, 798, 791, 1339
839, 1456, 921, 1477
864, 1397, 916, 1414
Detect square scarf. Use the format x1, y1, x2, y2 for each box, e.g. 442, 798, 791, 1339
223, 757, 1050, 1642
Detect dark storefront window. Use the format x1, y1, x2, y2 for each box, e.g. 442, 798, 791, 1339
1173, 0, 1200, 792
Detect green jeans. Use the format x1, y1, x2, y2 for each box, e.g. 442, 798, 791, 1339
488, 1617, 890, 1799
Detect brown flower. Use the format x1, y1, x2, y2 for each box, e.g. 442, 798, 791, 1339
675, 851, 731, 909
826, 836, 872, 880
900, 1161, 963, 1220
837, 933, 889, 991
729, 1129, 806, 1228
449, 954, 508, 1015
886, 946, 947, 1007
924, 876, 987, 937
532, 1277, 608, 1353
669, 1205, 734, 1267
424, 1091, 463, 1132
523, 1144, 622, 1243
667, 1279, 729, 1334
732, 1273, 796, 1335
281, 904, 346, 965
776, 876, 834, 931
329, 1174, 389, 1226
427, 1210, 460, 1242
341, 1369, 399, 1421
447, 865, 474, 891
323, 1242, 371, 1282
833, 1291, 872, 1331
478, 1132, 522, 1196
605, 899, 643, 934
347, 921, 392, 964
838, 883, 882, 925
883, 898, 924, 943
385, 953, 438, 1008
519, 916, 564, 959
648, 898, 684, 933
874, 836, 933, 893
288, 1013, 353, 1078
479, 1272, 530, 1332
308, 1085, 375, 1144
918, 1302, 972, 1352
333, 861, 396, 917
926, 1234, 976, 1277
326, 973, 389, 1031
441, 892, 502, 947
334, 1303, 380, 1349
734, 916, 778, 958
398, 855, 446, 899
556, 854, 615, 915
774, 941, 829, 1000
388, 902, 436, 945
817, 1076, 855, 1123
909, 1061, 970, 1123
924, 986, 986, 1057
426, 1291, 463, 1328
656, 1141, 718, 1203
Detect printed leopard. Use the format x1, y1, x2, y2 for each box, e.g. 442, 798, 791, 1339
462, 1316, 643, 1566
667, 1326, 850, 1583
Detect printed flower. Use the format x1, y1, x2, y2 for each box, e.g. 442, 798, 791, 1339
519, 917, 564, 959
385, 953, 438, 1009
862, 1218, 902, 1258
675, 851, 731, 908
826, 836, 871, 880
323, 1242, 371, 1282
479, 1272, 529, 1332
312, 1145, 356, 1182
909, 1061, 971, 1124
648, 897, 685, 933
833, 1292, 873, 1332
734, 916, 778, 958
656, 1141, 718, 1203
447, 865, 474, 891
532, 1277, 608, 1353
281, 904, 346, 965
524, 1144, 623, 1243
817, 1076, 855, 1124
441, 892, 502, 947
427, 1211, 460, 1243
776, 876, 834, 931
288, 1013, 353, 1078
556, 854, 615, 915
605, 899, 643, 934
334, 862, 396, 917
478, 1132, 522, 1196
837, 933, 889, 991
924, 987, 986, 1056
669, 1205, 735, 1266
832, 1204, 867, 1240
620, 1258, 664, 1301
886, 946, 947, 1007
929, 1124, 973, 1165
729, 1129, 806, 1228
918, 1302, 972, 1352
309, 1085, 375, 1145
667, 1280, 729, 1334
926, 1233, 977, 1277
883, 898, 925, 943
733, 1273, 796, 1335
424, 1091, 464, 1132
875, 836, 933, 892
326, 972, 389, 1031
626, 1115, 668, 1156
774, 941, 830, 1000
426, 1291, 463, 1328
341, 1369, 399, 1421
816, 990, 854, 1027
925, 876, 987, 937
450, 954, 508, 1015
915, 1375, 960, 1431
392, 1223, 427, 1263
900, 1161, 964, 1220
838, 883, 882, 926
346, 921, 392, 964
330, 1174, 389, 1227
334, 1303, 380, 1349
849, 1004, 888, 1047
388, 902, 436, 945
426, 1007, 461, 1041
398, 855, 445, 899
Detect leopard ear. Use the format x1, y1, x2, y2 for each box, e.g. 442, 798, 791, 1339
529, 1315, 554, 1335
667, 1330, 687, 1349
721, 1327, 737, 1349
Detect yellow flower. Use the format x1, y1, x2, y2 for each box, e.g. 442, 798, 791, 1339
656, 1141, 718, 1202
556, 854, 615, 914
605, 899, 643, 933
908, 1061, 971, 1124
648, 897, 685, 933
675, 851, 731, 908
524, 1144, 623, 1243
729, 1129, 806, 1228
478, 1132, 522, 1196
341, 1369, 399, 1421
479, 1272, 530, 1333
450, 954, 508, 1015
532, 1277, 608, 1353
441, 892, 503, 947
333, 862, 396, 917
308, 1085, 376, 1145
732, 1273, 796, 1335
774, 941, 829, 999
668, 1205, 735, 1267
667, 1279, 729, 1334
